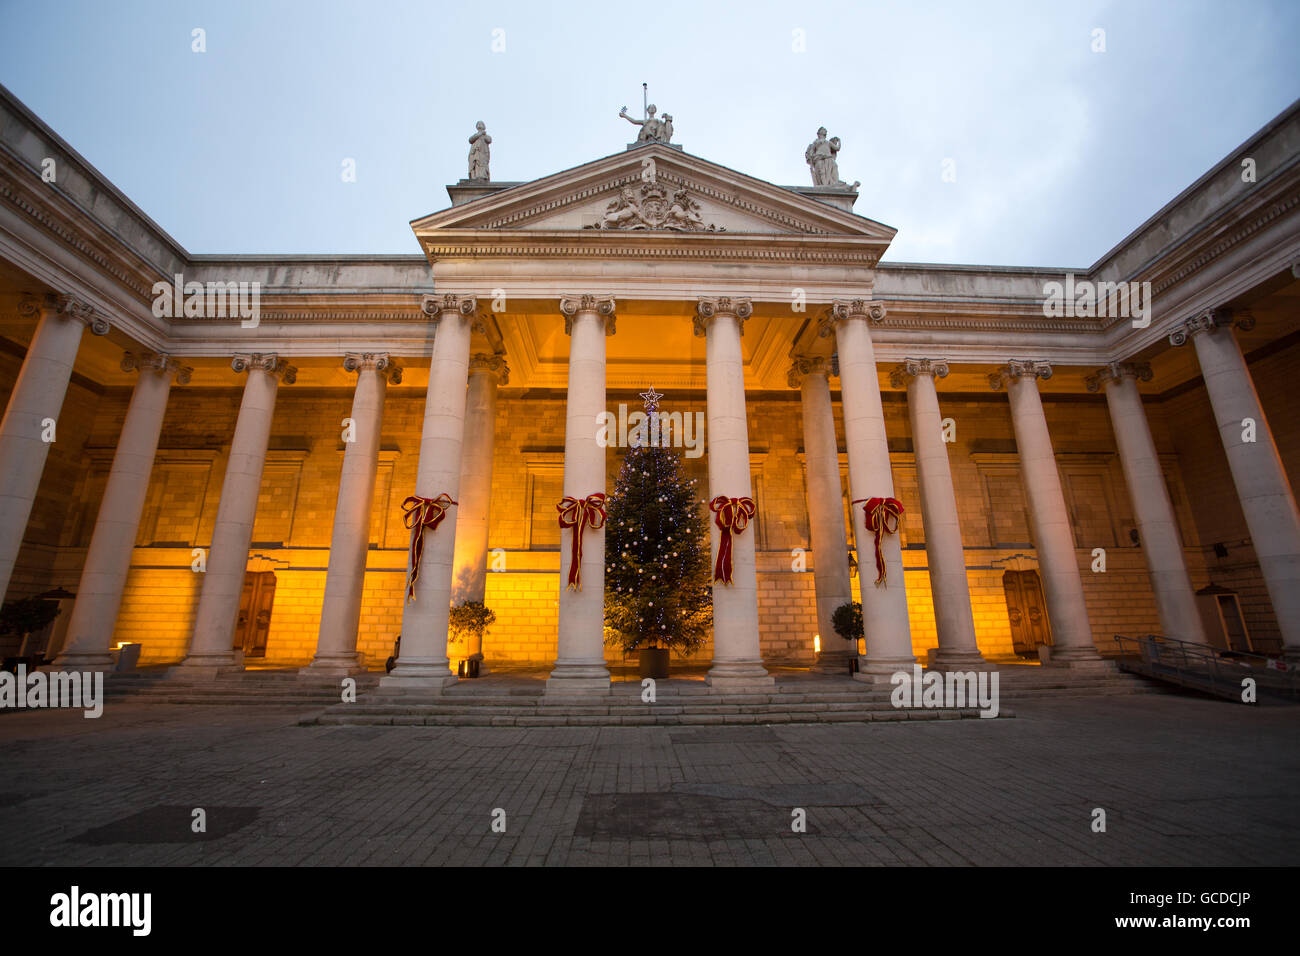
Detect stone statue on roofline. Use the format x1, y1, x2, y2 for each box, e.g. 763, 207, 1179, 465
468, 121, 491, 180
620, 103, 674, 144
805, 126, 860, 189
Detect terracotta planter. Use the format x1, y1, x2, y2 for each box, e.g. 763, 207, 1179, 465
638, 647, 670, 679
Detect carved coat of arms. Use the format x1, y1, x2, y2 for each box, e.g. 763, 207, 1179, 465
586, 183, 723, 232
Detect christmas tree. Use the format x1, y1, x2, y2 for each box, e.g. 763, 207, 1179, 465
604, 388, 713, 655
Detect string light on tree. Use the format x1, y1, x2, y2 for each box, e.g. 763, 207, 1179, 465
604, 386, 712, 658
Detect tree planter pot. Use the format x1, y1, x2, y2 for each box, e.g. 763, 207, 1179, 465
638, 647, 670, 679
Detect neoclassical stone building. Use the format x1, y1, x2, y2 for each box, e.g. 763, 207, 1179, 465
1, 84, 1298, 693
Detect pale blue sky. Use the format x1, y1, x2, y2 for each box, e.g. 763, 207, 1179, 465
1, 0, 1297, 265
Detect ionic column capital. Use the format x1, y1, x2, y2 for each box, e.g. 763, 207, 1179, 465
120, 351, 192, 384
421, 293, 486, 333
889, 358, 949, 388
1084, 360, 1152, 393
232, 352, 297, 384
787, 355, 833, 388
343, 352, 402, 383
694, 296, 752, 336
1169, 307, 1255, 346
989, 360, 1053, 390
818, 298, 885, 337
468, 352, 510, 385
559, 294, 616, 335
20, 292, 109, 336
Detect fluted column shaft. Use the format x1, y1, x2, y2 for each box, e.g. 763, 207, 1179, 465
57, 354, 188, 669
698, 297, 772, 688
822, 300, 912, 678
1175, 311, 1300, 656
1090, 362, 1207, 646
181, 354, 294, 673
547, 296, 614, 694
308, 354, 397, 675
994, 361, 1099, 662
451, 355, 507, 665
894, 360, 986, 667
384, 296, 476, 692
790, 358, 854, 671
0, 294, 107, 602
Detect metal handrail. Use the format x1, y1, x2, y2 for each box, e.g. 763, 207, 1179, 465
1114, 633, 1297, 698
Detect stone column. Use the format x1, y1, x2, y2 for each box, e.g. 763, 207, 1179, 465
306, 353, 401, 676
1086, 361, 1208, 646
547, 295, 615, 695
1172, 309, 1300, 658
789, 356, 855, 672
450, 353, 508, 668
697, 296, 772, 689
990, 360, 1101, 664
819, 299, 913, 679
891, 359, 987, 668
180, 353, 296, 675
0, 294, 108, 603
382, 294, 477, 693
55, 352, 190, 670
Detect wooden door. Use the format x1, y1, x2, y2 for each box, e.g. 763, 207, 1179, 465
234, 571, 276, 658
1003, 569, 1052, 654
1216, 594, 1252, 653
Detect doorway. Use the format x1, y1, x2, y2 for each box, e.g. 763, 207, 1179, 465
1003, 569, 1052, 655
235, 571, 277, 658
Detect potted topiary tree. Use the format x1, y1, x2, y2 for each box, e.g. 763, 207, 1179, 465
831, 601, 863, 673
448, 601, 495, 678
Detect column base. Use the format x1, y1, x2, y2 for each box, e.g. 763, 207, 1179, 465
544, 661, 611, 696
47, 653, 115, 672
377, 659, 458, 694
706, 660, 774, 690
810, 650, 855, 674
300, 652, 367, 679
171, 653, 244, 680
927, 647, 996, 671
1044, 644, 1109, 669
853, 655, 917, 685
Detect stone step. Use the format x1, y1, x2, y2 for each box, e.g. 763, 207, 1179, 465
309, 705, 1013, 727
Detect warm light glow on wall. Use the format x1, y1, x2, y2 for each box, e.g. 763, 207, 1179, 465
813, 633, 820, 654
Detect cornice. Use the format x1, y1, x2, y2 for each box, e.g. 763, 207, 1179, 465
0, 159, 162, 303
419, 233, 882, 265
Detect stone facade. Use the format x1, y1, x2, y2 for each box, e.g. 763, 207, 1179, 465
4, 364, 1293, 667
1, 84, 1298, 689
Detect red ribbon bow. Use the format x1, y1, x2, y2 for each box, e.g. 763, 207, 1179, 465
402, 494, 457, 602
557, 493, 607, 591
709, 496, 756, 584
853, 496, 904, 586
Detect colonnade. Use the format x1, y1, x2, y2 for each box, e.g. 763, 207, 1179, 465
1, 292, 1295, 688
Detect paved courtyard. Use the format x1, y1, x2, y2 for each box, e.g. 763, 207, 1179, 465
0, 693, 1296, 866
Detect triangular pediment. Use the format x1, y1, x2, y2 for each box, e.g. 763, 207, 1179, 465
411, 144, 896, 244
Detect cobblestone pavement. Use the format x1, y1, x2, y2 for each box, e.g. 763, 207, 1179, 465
0, 694, 1296, 866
